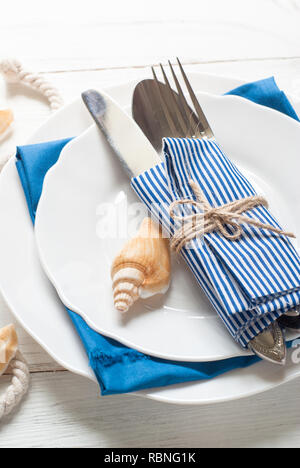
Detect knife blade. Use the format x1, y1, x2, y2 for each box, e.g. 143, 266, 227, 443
82, 89, 160, 178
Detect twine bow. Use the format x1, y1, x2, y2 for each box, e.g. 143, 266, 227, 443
169, 179, 295, 253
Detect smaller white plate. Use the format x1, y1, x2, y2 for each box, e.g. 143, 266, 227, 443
35, 91, 300, 362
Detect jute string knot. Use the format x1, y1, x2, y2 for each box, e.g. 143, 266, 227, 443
169, 179, 295, 253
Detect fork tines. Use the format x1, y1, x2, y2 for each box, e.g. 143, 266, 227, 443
151, 58, 214, 139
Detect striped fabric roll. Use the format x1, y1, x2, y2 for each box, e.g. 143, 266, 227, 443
131, 137, 300, 347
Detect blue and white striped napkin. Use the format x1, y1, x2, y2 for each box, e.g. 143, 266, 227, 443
131, 137, 300, 347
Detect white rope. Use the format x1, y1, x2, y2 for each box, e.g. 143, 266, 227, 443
0, 59, 60, 417
0, 352, 30, 419
0, 58, 64, 170
0, 58, 63, 110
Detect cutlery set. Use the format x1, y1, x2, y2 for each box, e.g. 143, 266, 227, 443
82, 59, 300, 366
1, 59, 300, 403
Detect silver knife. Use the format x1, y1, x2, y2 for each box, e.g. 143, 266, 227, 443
82, 88, 287, 366
131, 76, 287, 365
82, 89, 160, 178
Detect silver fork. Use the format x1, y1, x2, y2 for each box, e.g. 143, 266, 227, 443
151, 58, 214, 139
135, 58, 287, 365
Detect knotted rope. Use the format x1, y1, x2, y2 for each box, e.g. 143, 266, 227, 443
0, 351, 30, 419
0, 58, 61, 418
0, 59, 63, 110
170, 179, 295, 253
0, 58, 64, 170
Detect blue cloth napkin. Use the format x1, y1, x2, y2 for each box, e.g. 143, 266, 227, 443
226, 77, 299, 122
16, 77, 299, 395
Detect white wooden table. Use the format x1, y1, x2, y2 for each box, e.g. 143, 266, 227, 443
1, 0, 300, 448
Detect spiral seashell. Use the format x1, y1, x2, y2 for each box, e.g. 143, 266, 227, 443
111, 217, 171, 313
0, 108, 14, 139
0, 324, 18, 375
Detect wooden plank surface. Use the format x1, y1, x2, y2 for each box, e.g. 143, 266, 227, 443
0, 371, 300, 448
1, 0, 300, 71
0, 0, 300, 448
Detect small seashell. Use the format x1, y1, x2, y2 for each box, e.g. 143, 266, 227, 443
111, 217, 171, 313
0, 108, 14, 139
0, 324, 18, 375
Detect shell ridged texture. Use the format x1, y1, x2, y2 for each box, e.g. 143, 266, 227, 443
0, 324, 18, 375
111, 217, 170, 313
0, 109, 14, 136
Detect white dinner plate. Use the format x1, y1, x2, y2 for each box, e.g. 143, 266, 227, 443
35, 89, 300, 362
1, 73, 300, 404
